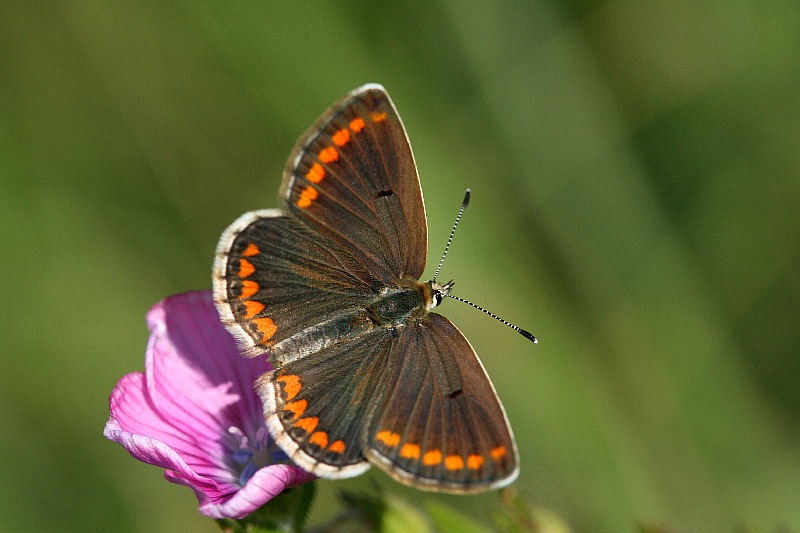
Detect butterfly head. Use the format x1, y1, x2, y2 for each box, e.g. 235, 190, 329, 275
426, 279, 454, 311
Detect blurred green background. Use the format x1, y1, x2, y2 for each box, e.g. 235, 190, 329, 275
2, 2, 799, 532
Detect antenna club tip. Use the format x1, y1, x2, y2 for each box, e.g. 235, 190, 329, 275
519, 329, 538, 344
462, 189, 471, 206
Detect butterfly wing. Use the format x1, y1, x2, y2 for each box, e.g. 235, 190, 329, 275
365, 313, 519, 493
213, 210, 382, 360
256, 327, 397, 477
214, 84, 426, 359
257, 311, 518, 489
279, 84, 427, 283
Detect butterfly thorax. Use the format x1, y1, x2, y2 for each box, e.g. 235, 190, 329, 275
367, 278, 453, 326
366, 279, 431, 328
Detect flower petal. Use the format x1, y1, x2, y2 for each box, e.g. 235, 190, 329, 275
191, 464, 317, 519
104, 372, 225, 496
145, 291, 270, 454
105, 290, 316, 519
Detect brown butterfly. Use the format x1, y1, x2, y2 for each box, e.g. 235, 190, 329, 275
213, 84, 531, 493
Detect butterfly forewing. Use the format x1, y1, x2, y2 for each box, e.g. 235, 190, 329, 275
214, 211, 379, 359
280, 85, 427, 283
365, 313, 519, 493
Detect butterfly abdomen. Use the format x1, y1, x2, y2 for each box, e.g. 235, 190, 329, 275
270, 312, 374, 364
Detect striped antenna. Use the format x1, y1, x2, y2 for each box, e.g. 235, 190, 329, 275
446, 294, 538, 344
434, 189, 538, 344
433, 189, 470, 283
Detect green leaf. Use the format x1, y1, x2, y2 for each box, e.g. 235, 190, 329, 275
289, 481, 317, 531
314, 488, 430, 532
339, 488, 387, 530
381, 494, 432, 533
494, 490, 572, 533
426, 500, 492, 533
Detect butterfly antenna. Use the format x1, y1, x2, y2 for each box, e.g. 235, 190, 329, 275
433, 189, 471, 283
446, 294, 538, 344
432, 189, 538, 344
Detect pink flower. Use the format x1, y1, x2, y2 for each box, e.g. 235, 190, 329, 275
104, 291, 315, 519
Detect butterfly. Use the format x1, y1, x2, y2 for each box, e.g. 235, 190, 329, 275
213, 84, 526, 493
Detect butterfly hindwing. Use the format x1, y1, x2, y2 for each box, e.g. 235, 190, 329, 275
365, 313, 519, 493
256, 328, 397, 477
280, 84, 428, 283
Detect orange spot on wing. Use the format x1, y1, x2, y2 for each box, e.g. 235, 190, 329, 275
242, 243, 260, 257
243, 300, 264, 319
376, 430, 401, 447
331, 128, 350, 147
253, 317, 277, 342
328, 440, 346, 454
490, 446, 507, 460
349, 117, 365, 132
284, 399, 307, 419
423, 449, 443, 466
370, 111, 388, 123
318, 146, 339, 163
238, 258, 255, 278
295, 416, 318, 433
309, 431, 328, 448
239, 280, 259, 299
467, 454, 484, 470
306, 163, 325, 183
276, 374, 301, 401
400, 443, 420, 459
297, 185, 318, 208
445, 455, 465, 471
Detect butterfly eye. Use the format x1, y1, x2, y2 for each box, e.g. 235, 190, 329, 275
430, 291, 443, 309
